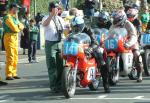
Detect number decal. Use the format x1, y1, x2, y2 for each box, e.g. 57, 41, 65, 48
87, 67, 96, 80
141, 34, 150, 45
105, 39, 118, 50
64, 42, 78, 55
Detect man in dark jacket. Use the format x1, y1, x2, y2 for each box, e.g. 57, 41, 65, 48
84, 0, 96, 17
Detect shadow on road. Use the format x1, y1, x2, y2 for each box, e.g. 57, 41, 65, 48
0, 91, 66, 101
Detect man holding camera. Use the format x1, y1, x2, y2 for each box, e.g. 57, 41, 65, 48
42, 2, 64, 93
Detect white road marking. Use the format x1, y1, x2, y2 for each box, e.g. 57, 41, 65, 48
98, 95, 108, 98
134, 96, 144, 99
70, 96, 150, 100
0, 100, 7, 103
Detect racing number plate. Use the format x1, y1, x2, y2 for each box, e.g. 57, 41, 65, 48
105, 38, 118, 50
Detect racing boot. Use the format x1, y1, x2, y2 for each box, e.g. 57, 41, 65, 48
136, 56, 143, 83
137, 71, 142, 82
100, 64, 111, 93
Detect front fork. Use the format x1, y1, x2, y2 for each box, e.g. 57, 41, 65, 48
116, 54, 120, 71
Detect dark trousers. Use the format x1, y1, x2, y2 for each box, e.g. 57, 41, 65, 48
28, 40, 37, 61
93, 47, 110, 90
45, 41, 63, 90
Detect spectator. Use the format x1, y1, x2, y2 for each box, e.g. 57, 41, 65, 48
140, 6, 150, 32
42, 1, 64, 93
0, 62, 8, 86
84, 0, 96, 17
20, 12, 30, 55
35, 12, 43, 26
61, 11, 71, 37
0, 18, 7, 86
3, 3, 24, 80
0, 17, 3, 49
69, 8, 78, 17
28, 19, 39, 63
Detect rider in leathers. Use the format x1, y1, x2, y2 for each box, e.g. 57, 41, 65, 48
111, 9, 143, 82
126, 5, 142, 37
71, 16, 110, 93
97, 11, 112, 29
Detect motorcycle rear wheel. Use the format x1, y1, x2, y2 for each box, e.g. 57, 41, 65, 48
88, 73, 101, 91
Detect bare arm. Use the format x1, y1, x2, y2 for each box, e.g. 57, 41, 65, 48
42, 15, 53, 27
42, 8, 57, 27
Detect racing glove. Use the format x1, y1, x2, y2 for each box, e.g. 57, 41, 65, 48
85, 47, 93, 57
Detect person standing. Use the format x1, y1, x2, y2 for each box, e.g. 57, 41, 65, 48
21, 12, 30, 55
3, 3, 24, 80
84, 0, 96, 17
42, 2, 64, 93
140, 6, 150, 32
0, 17, 8, 86
28, 19, 39, 63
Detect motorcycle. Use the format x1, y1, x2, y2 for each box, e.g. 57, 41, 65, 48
104, 28, 137, 86
140, 31, 150, 76
62, 33, 101, 98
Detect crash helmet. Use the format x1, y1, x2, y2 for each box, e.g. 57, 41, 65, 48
98, 11, 110, 24
71, 16, 85, 33
112, 9, 127, 26
127, 8, 139, 22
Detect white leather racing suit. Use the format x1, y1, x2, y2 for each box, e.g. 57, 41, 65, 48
109, 20, 143, 82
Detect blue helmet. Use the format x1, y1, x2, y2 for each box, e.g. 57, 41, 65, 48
71, 16, 85, 33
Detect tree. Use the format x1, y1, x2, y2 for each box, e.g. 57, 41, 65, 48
141, 0, 148, 10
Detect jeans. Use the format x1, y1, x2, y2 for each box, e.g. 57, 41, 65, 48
28, 40, 37, 61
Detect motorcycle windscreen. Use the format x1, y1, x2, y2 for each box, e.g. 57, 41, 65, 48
104, 28, 127, 50
94, 28, 109, 45
141, 33, 150, 46
107, 28, 127, 39
63, 33, 91, 56
65, 33, 91, 44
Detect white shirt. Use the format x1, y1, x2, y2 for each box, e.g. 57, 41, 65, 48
42, 15, 64, 41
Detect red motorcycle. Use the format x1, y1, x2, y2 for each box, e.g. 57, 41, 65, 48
104, 28, 137, 85
62, 33, 101, 98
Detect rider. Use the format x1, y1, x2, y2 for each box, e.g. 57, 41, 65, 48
111, 9, 143, 82
97, 11, 112, 29
126, 4, 142, 36
71, 16, 110, 93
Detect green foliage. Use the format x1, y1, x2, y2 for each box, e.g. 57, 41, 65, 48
103, 0, 123, 12
30, 0, 49, 16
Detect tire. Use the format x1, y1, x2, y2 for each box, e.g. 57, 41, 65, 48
62, 66, 76, 98
128, 68, 137, 80
88, 73, 101, 91
106, 57, 119, 86
143, 49, 150, 76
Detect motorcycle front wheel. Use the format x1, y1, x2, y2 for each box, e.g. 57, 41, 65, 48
106, 57, 119, 86
62, 66, 76, 98
143, 49, 150, 76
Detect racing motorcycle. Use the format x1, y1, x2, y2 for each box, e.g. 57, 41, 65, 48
104, 28, 137, 86
141, 31, 150, 76
62, 33, 101, 98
